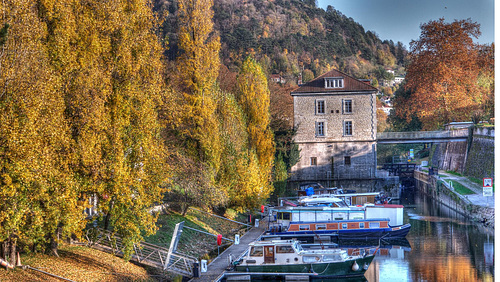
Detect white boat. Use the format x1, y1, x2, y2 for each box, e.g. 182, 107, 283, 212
233, 240, 375, 278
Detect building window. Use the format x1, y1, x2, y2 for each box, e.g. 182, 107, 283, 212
316, 100, 325, 114
344, 156, 351, 166
310, 157, 317, 166
325, 77, 344, 89
316, 121, 325, 137
344, 121, 352, 136
343, 99, 352, 114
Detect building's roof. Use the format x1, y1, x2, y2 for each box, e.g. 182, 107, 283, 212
292, 69, 378, 94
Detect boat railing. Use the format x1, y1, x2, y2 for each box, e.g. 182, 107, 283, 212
267, 223, 286, 233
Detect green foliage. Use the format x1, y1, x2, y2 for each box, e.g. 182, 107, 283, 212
389, 82, 423, 131
0, 23, 9, 47
448, 180, 475, 195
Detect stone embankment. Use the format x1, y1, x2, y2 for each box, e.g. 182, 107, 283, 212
414, 170, 494, 229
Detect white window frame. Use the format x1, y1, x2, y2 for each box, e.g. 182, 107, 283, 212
316, 100, 325, 115
316, 121, 326, 137
325, 77, 344, 89
343, 99, 353, 114
343, 120, 353, 136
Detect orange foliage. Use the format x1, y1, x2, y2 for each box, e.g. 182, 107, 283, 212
400, 18, 493, 130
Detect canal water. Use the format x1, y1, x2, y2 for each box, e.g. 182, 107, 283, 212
241, 186, 494, 282
360, 187, 495, 282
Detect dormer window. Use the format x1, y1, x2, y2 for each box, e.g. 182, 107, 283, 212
325, 77, 344, 89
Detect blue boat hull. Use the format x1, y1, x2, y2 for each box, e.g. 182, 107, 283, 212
264, 223, 411, 241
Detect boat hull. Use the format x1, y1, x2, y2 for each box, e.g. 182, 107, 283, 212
235, 255, 374, 277
265, 223, 411, 241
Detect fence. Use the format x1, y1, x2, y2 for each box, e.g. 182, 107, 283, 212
85, 228, 198, 277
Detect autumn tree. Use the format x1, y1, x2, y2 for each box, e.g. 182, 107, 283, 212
39, 0, 170, 258
175, 0, 221, 168
396, 18, 494, 130
169, 0, 226, 211
234, 56, 275, 209
0, 0, 86, 261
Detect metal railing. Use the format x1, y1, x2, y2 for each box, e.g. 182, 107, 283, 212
85, 228, 198, 277
377, 129, 469, 143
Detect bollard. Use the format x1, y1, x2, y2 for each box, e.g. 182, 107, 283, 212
192, 262, 200, 277
235, 234, 240, 245
201, 259, 208, 272
255, 219, 259, 227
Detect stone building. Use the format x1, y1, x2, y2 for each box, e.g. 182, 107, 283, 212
290, 69, 378, 188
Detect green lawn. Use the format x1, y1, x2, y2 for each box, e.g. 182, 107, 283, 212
448, 180, 475, 195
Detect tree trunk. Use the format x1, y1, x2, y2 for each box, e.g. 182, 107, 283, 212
9, 237, 16, 266
104, 200, 115, 230
50, 236, 59, 257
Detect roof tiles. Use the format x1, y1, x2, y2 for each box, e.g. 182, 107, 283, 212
292, 69, 378, 94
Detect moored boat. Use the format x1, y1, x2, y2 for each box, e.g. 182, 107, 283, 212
233, 240, 375, 278
265, 204, 411, 241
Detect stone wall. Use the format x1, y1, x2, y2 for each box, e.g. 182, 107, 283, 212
464, 127, 495, 179
291, 91, 377, 182
431, 126, 494, 178
431, 141, 468, 172
293, 93, 376, 143
290, 141, 377, 182
415, 170, 494, 228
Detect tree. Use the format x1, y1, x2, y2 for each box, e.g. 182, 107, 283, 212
39, 0, 170, 259
235, 56, 275, 208
390, 83, 422, 131
175, 0, 222, 170
0, 0, 85, 260
398, 18, 493, 130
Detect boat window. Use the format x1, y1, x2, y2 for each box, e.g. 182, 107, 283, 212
369, 222, 380, 228
316, 224, 327, 230
322, 254, 343, 262
299, 225, 310, 230
342, 223, 347, 229
360, 222, 365, 228
303, 256, 321, 263
276, 245, 295, 253
278, 212, 291, 220
250, 246, 263, 256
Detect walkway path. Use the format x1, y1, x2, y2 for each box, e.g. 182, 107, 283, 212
437, 172, 494, 208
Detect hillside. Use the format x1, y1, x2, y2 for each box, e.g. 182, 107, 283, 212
155, 0, 407, 84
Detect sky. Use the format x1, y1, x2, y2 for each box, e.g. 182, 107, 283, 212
316, 0, 494, 48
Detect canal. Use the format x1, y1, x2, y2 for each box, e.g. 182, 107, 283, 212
361, 186, 495, 282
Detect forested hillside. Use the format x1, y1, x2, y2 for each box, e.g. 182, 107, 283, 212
155, 0, 407, 84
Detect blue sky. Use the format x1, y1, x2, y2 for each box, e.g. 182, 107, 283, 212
316, 0, 494, 48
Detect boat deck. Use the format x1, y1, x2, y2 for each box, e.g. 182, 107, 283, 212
189, 218, 268, 282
